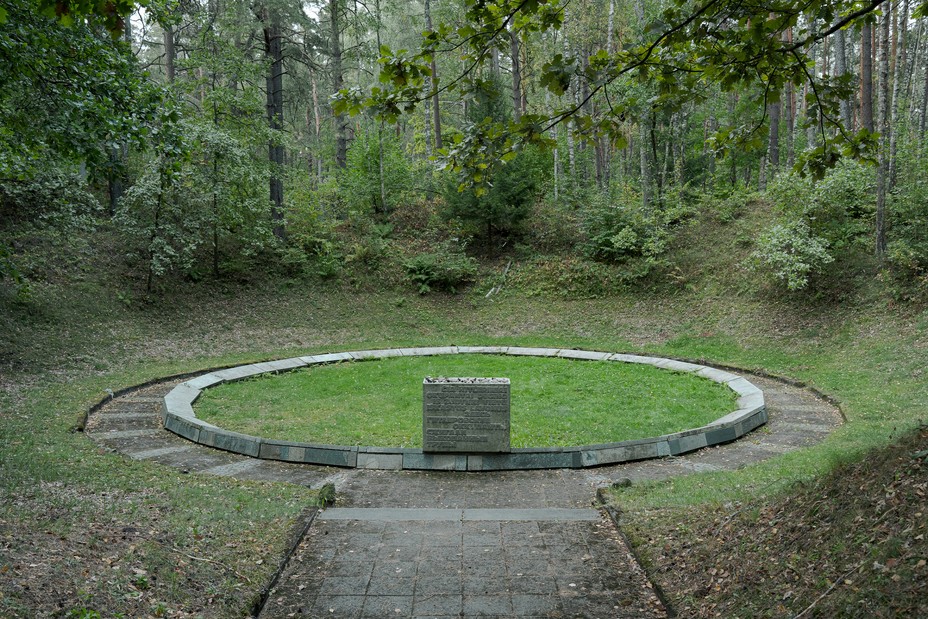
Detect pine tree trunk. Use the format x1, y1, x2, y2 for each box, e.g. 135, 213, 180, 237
921, 36, 928, 135
264, 12, 285, 240
806, 46, 818, 147
862, 23, 874, 132
331, 0, 348, 168
876, 12, 890, 259
562, 12, 576, 184
768, 99, 780, 171
510, 30, 522, 123
906, 21, 923, 113
786, 81, 796, 166
164, 24, 175, 83
834, 28, 853, 129
424, 0, 441, 149
640, 120, 652, 206
889, 0, 906, 187
606, 0, 615, 53
728, 94, 737, 187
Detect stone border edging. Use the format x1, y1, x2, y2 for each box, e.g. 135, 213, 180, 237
161, 346, 768, 471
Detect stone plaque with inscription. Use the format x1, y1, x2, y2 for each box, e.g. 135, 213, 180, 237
422, 377, 511, 453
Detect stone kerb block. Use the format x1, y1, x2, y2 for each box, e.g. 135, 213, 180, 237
505, 347, 560, 357
423, 377, 511, 453
299, 352, 353, 365
697, 366, 741, 383
357, 452, 403, 470
164, 414, 211, 443
258, 439, 358, 467
197, 426, 262, 458
348, 349, 404, 360
654, 359, 704, 373
162, 384, 201, 421
398, 346, 459, 357
456, 346, 509, 354
183, 374, 224, 390
556, 349, 612, 361
211, 364, 265, 383
608, 353, 667, 366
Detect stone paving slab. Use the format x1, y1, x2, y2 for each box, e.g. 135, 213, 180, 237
319, 508, 600, 522
128, 445, 196, 460
259, 515, 666, 619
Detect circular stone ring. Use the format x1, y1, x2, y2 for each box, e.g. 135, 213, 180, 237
161, 346, 767, 471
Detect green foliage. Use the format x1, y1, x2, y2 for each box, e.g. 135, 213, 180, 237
118, 114, 273, 288
581, 189, 691, 280
699, 187, 762, 224
0, 0, 158, 180
766, 160, 874, 253
0, 241, 27, 297
887, 180, 928, 298
403, 238, 477, 294
749, 219, 834, 291
442, 146, 546, 243
341, 125, 415, 216
0, 169, 101, 230
66, 608, 101, 619
511, 256, 636, 299
524, 199, 583, 254
753, 161, 874, 292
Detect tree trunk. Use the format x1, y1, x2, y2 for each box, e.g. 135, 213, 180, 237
806, 44, 820, 147
862, 23, 874, 132
640, 117, 652, 207
264, 10, 285, 240
906, 20, 922, 113
510, 30, 522, 123
786, 81, 796, 166
562, 11, 576, 183
889, 0, 906, 187
331, 0, 348, 168
606, 0, 615, 53
424, 0, 441, 149
834, 28, 853, 129
768, 99, 780, 172
164, 24, 175, 83
876, 12, 890, 260
921, 36, 928, 135
728, 94, 737, 187
758, 155, 766, 191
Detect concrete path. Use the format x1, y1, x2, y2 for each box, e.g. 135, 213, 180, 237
86, 372, 842, 618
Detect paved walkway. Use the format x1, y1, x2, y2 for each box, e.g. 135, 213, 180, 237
86, 372, 842, 618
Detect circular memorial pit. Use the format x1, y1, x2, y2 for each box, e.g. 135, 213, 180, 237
162, 347, 768, 470
195, 354, 736, 448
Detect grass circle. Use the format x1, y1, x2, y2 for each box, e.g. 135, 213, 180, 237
194, 354, 738, 448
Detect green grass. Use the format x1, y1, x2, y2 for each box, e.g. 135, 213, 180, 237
4, 207, 928, 615
193, 355, 738, 447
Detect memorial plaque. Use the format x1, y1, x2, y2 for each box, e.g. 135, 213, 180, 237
422, 377, 510, 453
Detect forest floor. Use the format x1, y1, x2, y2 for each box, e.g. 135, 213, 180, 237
2, 213, 927, 616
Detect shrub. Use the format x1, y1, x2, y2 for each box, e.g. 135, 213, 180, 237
766, 160, 874, 252
749, 219, 834, 291
441, 146, 546, 246
886, 179, 928, 298
582, 193, 674, 265
341, 125, 415, 217
403, 239, 477, 294
0, 169, 101, 230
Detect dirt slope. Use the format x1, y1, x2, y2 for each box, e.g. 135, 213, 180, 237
627, 425, 928, 618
